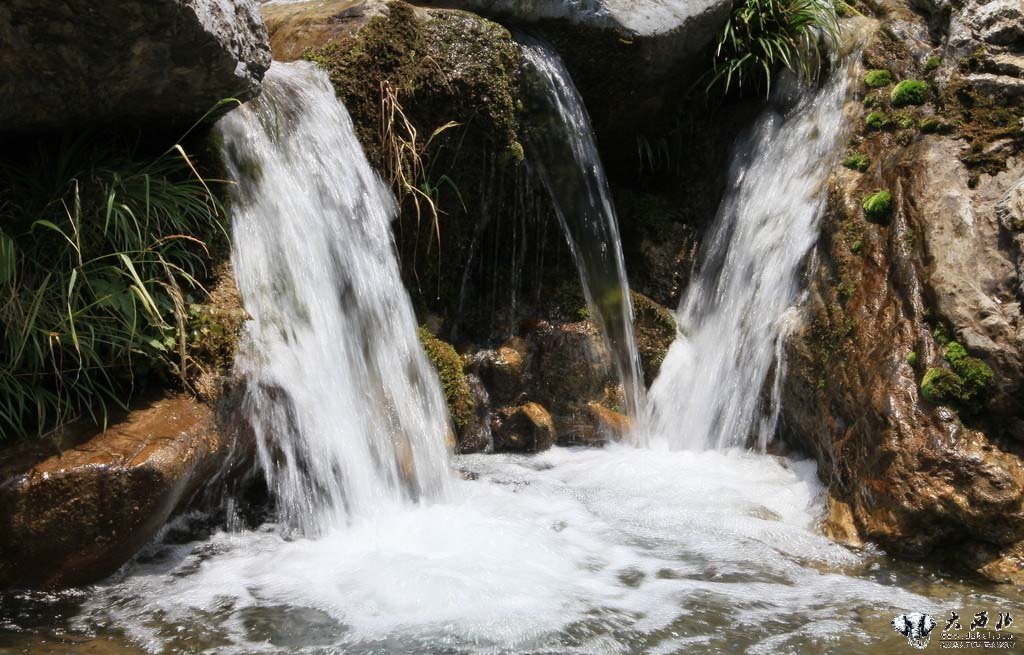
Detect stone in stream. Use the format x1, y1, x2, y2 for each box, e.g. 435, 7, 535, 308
0, 0, 271, 132
491, 402, 557, 452
0, 396, 250, 589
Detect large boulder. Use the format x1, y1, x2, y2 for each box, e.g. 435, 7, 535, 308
0, 396, 247, 589
491, 402, 556, 452
0, 0, 271, 132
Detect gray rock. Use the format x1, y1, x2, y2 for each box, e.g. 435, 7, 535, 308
0, 0, 271, 132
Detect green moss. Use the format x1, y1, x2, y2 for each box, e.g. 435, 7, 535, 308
919, 117, 946, 134
850, 239, 864, 253
924, 56, 941, 72
864, 69, 893, 88
631, 291, 678, 385
943, 341, 967, 364
921, 367, 963, 405
895, 112, 916, 129
862, 190, 893, 222
907, 351, 919, 366
865, 111, 890, 129
891, 80, 930, 107
932, 322, 951, 346
417, 327, 475, 432
842, 152, 870, 171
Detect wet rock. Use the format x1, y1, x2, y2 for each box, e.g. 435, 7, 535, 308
0, 396, 243, 589
631, 291, 678, 385
417, 328, 477, 446
472, 336, 529, 405
0, 0, 270, 132
491, 402, 556, 452
533, 321, 617, 406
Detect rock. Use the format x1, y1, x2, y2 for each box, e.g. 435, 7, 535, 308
533, 321, 617, 406
471, 337, 529, 405
822, 495, 864, 548
491, 402, 556, 452
631, 291, 678, 385
0, 396, 242, 589
417, 328, 477, 446
0, 0, 271, 132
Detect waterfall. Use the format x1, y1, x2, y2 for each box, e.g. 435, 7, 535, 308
519, 38, 645, 422
644, 66, 855, 451
218, 62, 452, 535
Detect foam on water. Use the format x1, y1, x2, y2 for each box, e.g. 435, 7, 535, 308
75, 446, 945, 654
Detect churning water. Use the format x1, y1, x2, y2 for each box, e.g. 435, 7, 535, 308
643, 64, 857, 452
520, 38, 645, 423
5, 48, 1023, 655
219, 62, 452, 534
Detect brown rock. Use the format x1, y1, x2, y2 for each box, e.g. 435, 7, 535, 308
0, 396, 241, 589
631, 291, 678, 386
822, 495, 864, 548
473, 337, 529, 405
491, 402, 556, 453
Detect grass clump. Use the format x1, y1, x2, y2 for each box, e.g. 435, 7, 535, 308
842, 152, 870, 171
891, 80, 929, 106
924, 56, 941, 71
862, 190, 893, 222
0, 135, 225, 439
863, 69, 893, 88
708, 0, 839, 96
907, 351, 918, 366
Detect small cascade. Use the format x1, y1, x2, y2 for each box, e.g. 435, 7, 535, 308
519, 38, 645, 423
644, 64, 856, 451
218, 61, 452, 535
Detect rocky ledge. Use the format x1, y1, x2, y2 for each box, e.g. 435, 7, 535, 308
0, 396, 245, 589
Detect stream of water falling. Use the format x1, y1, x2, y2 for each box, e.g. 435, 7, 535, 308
220, 61, 452, 534
643, 64, 856, 452
6, 49, 1024, 655
519, 38, 645, 423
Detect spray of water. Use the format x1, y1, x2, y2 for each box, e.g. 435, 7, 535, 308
219, 61, 453, 535
519, 37, 645, 424
643, 64, 857, 451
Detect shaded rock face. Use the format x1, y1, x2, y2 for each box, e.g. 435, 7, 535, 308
780, 0, 1024, 582
0, 396, 247, 589
0, 0, 271, 132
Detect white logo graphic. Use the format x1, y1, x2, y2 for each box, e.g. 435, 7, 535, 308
892, 612, 937, 649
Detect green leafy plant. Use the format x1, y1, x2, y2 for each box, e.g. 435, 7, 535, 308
0, 135, 225, 438
841, 152, 870, 171
924, 56, 941, 71
865, 111, 890, 129
891, 80, 930, 106
708, 0, 840, 96
863, 69, 892, 88
862, 190, 893, 222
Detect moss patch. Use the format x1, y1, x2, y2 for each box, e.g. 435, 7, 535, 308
890, 80, 929, 107
864, 69, 893, 88
631, 291, 677, 385
417, 327, 474, 433
862, 190, 893, 223
921, 367, 963, 405
842, 152, 870, 171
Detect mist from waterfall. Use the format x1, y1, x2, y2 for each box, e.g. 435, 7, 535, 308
519, 38, 645, 424
644, 65, 856, 452
218, 61, 452, 535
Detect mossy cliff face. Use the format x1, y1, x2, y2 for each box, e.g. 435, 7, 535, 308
780, 0, 1024, 582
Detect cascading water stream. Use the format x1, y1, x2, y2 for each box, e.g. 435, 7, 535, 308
643, 61, 857, 452
519, 38, 645, 423
218, 61, 452, 534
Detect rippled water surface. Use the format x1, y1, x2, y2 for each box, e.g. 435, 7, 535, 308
4, 445, 1022, 654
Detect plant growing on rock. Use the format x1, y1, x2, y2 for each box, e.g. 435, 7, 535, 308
417, 327, 474, 435
865, 111, 889, 129
841, 152, 870, 171
890, 80, 929, 106
862, 190, 893, 222
919, 340, 995, 410
708, 0, 839, 96
921, 367, 963, 405
0, 135, 225, 438
863, 69, 892, 88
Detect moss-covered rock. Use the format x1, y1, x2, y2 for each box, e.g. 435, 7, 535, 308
841, 152, 870, 171
862, 190, 893, 222
864, 69, 893, 88
921, 367, 964, 405
890, 79, 929, 106
417, 327, 475, 435
631, 291, 677, 386
865, 111, 889, 129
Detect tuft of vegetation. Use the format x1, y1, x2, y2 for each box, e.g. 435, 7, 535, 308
907, 351, 919, 366
924, 56, 941, 71
921, 367, 963, 405
919, 117, 946, 134
708, 0, 839, 96
863, 69, 893, 88
842, 152, 870, 171
862, 190, 893, 222
865, 111, 890, 129
0, 135, 225, 438
417, 327, 474, 434
891, 80, 930, 106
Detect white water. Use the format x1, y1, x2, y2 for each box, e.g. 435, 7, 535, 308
643, 65, 856, 452
520, 39, 645, 423
219, 62, 452, 535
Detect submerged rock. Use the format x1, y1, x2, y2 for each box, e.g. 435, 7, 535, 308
0, 0, 271, 132
0, 396, 246, 589
491, 402, 556, 452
